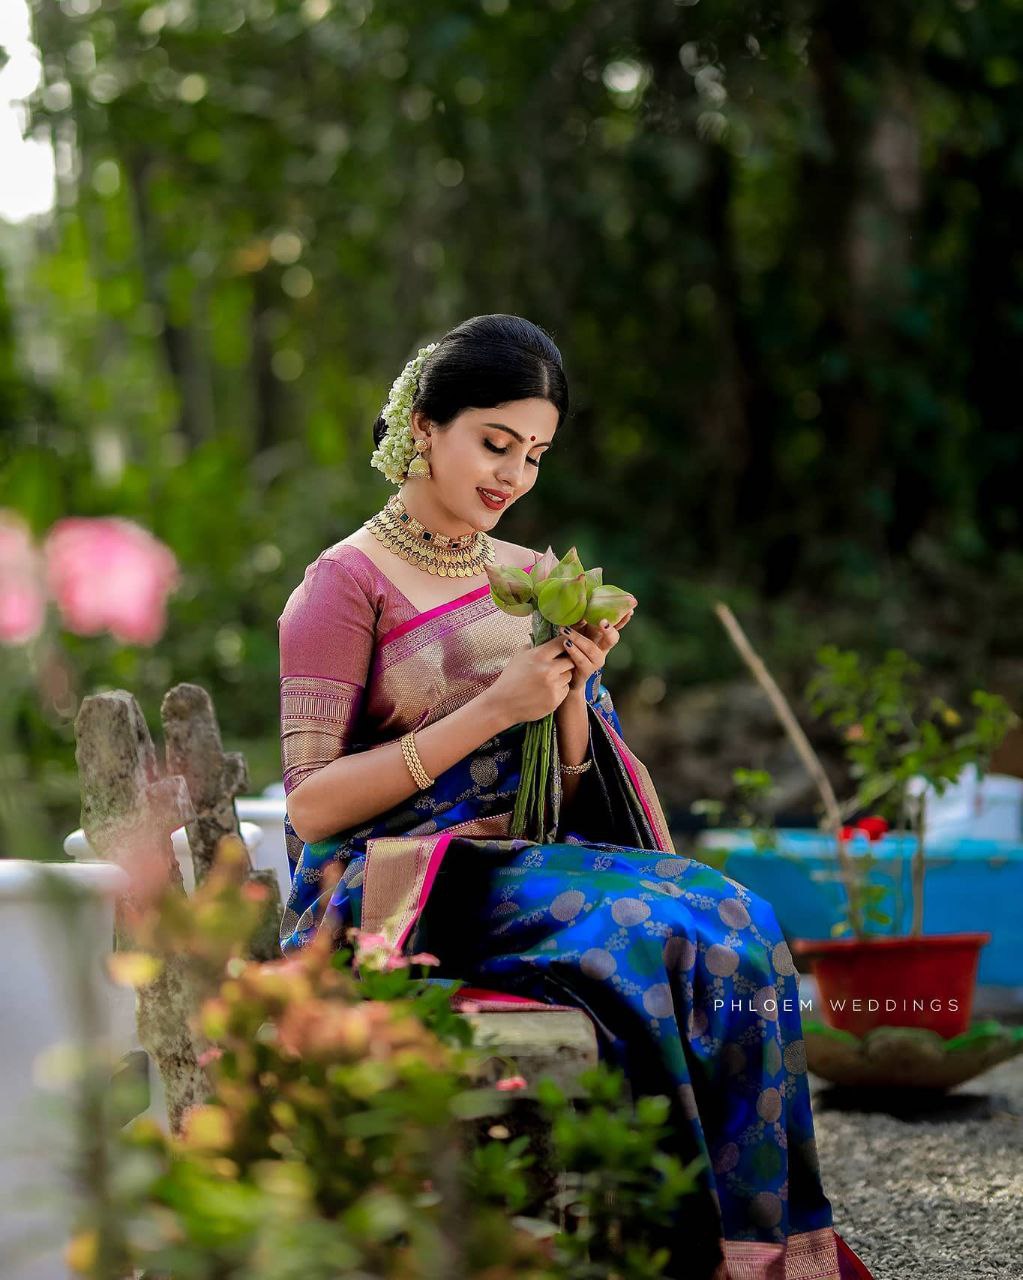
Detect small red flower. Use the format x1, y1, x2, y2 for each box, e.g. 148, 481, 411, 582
841, 815, 890, 842
495, 1074, 528, 1092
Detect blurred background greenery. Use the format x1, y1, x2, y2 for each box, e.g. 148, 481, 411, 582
1, 0, 1021, 851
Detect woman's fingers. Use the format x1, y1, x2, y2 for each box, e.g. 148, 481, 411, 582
592, 620, 620, 651
560, 626, 605, 665
559, 633, 587, 670
558, 633, 592, 689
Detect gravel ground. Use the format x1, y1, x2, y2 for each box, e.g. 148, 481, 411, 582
810, 1044, 1023, 1279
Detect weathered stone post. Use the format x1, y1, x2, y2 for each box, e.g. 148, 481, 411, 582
160, 682, 283, 960
74, 690, 209, 1132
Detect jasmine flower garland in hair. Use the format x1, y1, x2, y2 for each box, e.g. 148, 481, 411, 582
370, 342, 439, 485
487, 547, 636, 840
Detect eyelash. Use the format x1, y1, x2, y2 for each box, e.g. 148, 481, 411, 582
484, 440, 541, 467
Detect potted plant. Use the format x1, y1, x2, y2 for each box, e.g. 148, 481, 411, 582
713, 604, 1018, 1043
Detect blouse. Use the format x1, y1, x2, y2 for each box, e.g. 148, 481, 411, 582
278, 541, 540, 865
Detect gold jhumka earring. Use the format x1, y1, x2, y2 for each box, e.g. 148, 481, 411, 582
406, 439, 432, 480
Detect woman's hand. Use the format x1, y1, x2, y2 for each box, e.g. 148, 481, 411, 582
558, 606, 635, 696
484, 635, 576, 729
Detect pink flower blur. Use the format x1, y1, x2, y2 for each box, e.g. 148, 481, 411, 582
0, 512, 47, 646
350, 930, 390, 951
43, 517, 180, 646
495, 1075, 528, 1092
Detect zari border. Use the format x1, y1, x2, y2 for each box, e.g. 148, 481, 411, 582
590, 709, 675, 854
379, 584, 493, 647
359, 810, 516, 950
359, 833, 452, 950
716, 1226, 842, 1280
377, 560, 539, 649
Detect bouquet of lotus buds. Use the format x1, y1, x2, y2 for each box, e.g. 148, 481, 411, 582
487, 546, 636, 840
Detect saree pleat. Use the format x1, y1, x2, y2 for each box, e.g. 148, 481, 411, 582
278, 575, 852, 1280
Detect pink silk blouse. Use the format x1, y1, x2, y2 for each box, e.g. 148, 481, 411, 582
278, 541, 541, 859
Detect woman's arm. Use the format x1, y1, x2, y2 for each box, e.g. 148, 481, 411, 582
554, 687, 590, 809
287, 686, 512, 844
554, 610, 634, 810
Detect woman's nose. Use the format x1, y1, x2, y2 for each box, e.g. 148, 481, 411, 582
495, 457, 525, 488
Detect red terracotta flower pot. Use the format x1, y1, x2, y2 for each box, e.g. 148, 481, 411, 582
789, 932, 991, 1039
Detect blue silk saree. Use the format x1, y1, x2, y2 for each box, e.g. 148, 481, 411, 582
278, 557, 869, 1280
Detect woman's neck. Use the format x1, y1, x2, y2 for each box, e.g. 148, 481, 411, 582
396, 484, 480, 540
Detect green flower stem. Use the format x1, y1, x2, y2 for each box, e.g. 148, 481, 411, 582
510, 614, 557, 840
537, 711, 553, 835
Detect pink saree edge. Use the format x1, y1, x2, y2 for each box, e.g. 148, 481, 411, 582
378, 560, 538, 649
593, 711, 675, 853
379, 585, 494, 647
714, 1223, 846, 1279
394, 830, 455, 951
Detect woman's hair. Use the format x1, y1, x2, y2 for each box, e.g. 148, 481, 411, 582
371, 314, 570, 448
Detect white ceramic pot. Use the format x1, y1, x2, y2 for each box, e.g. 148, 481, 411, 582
0, 860, 127, 1280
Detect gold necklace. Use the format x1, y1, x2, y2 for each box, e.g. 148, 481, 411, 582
364, 494, 496, 577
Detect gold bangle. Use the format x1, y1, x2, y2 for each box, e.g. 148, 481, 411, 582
400, 730, 434, 790
559, 756, 592, 775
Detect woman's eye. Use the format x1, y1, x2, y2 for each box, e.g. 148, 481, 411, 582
484, 439, 540, 467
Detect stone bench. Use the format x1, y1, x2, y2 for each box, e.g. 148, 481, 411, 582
465, 1006, 600, 1094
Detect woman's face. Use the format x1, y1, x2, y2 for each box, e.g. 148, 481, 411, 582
409, 398, 559, 532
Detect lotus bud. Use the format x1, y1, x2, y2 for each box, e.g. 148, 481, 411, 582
537, 572, 588, 626
583, 567, 603, 599
486, 563, 535, 616
491, 597, 534, 618
531, 546, 559, 584
548, 545, 584, 582
584, 584, 636, 626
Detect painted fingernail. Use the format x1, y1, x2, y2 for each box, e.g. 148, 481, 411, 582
564, 639, 573, 648
600, 620, 609, 629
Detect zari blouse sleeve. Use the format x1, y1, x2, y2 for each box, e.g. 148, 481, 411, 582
278, 551, 376, 798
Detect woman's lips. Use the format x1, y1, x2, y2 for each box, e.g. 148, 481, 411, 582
477, 488, 508, 510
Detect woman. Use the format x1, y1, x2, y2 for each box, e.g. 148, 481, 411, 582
277, 314, 873, 1280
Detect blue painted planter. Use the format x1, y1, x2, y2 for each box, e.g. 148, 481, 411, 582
701, 829, 1023, 988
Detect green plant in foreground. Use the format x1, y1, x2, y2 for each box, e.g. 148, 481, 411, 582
64, 840, 703, 1280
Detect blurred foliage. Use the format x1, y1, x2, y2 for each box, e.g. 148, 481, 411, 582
67, 838, 704, 1279
1, 0, 1022, 847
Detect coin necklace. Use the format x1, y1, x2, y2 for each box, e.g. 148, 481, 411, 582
363, 493, 496, 578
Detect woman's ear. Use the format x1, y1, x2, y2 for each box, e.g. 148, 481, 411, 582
410, 409, 432, 443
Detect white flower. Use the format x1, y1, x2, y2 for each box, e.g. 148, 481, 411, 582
370, 341, 438, 485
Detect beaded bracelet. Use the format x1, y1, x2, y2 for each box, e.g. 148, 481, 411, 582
400, 729, 435, 790
559, 756, 593, 775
